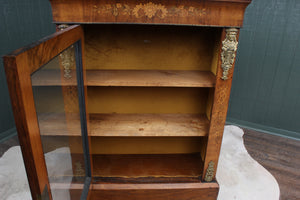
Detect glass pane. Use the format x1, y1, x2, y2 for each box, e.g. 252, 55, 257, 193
31, 43, 87, 200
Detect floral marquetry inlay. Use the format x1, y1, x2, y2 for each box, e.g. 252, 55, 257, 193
133, 3, 168, 19
92, 2, 206, 19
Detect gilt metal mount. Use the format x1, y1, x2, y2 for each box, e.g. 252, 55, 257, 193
58, 24, 74, 79
59, 46, 74, 79
221, 28, 238, 80
57, 24, 69, 31
204, 161, 215, 182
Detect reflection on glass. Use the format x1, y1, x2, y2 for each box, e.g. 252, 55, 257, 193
31, 44, 85, 200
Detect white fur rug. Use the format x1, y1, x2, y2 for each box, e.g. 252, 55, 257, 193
0, 125, 279, 200
216, 126, 280, 200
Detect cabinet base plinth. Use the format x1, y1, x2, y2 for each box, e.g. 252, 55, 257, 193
90, 182, 219, 200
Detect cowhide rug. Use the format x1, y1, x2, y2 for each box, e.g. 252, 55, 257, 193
216, 126, 280, 200
0, 125, 280, 200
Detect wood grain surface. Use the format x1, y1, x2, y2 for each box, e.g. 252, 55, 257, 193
87, 70, 215, 87
41, 136, 206, 155
50, 0, 250, 27
87, 87, 209, 114
90, 113, 209, 137
91, 153, 203, 178
31, 70, 216, 87
203, 29, 240, 181
37, 113, 209, 137
243, 129, 300, 200
90, 182, 219, 200
84, 25, 217, 71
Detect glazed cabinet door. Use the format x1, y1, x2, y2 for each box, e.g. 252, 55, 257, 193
3, 25, 91, 200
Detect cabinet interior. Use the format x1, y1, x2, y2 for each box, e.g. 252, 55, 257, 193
33, 24, 222, 183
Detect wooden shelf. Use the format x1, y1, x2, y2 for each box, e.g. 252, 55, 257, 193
90, 113, 209, 137
64, 153, 203, 181
31, 70, 215, 87
47, 153, 203, 183
38, 113, 209, 137
92, 153, 203, 180
87, 70, 215, 87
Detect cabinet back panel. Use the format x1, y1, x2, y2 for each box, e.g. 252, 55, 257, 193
91, 154, 203, 178
91, 137, 204, 155
84, 25, 217, 70
87, 87, 208, 114
41, 136, 207, 155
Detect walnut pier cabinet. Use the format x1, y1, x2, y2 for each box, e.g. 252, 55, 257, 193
3, 0, 251, 199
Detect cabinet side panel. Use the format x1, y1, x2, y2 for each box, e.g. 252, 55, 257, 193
210, 32, 222, 75
203, 28, 240, 181
206, 88, 215, 120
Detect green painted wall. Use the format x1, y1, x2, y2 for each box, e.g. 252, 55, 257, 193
0, 0, 55, 140
0, 0, 299, 140
228, 0, 300, 139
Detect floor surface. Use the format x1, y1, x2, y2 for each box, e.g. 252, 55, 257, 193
243, 129, 300, 200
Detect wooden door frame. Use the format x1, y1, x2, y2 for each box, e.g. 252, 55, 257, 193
3, 25, 87, 200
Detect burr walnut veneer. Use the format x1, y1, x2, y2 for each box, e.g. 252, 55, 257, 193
3, 0, 251, 199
